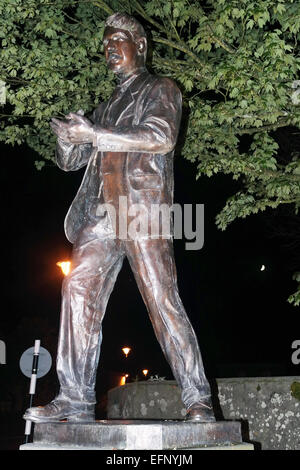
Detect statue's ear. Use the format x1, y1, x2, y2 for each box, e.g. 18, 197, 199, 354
137, 37, 147, 55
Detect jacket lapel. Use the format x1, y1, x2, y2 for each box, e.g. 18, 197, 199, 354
114, 90, 135, 126
102, 71, 150, 127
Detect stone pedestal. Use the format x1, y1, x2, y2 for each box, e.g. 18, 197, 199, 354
19, 419, 253, 450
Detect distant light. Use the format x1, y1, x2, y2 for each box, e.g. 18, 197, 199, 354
120, 376, 126, 386
142, 369, 149, 377
122, 347, 131, 358
120, 374, 129, 386
260, 265, 266, 271
56, 261, 71, 276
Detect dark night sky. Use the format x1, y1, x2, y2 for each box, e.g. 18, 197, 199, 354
0, 137, 299, 406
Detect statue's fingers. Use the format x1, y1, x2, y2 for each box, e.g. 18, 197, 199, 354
51, 117, 63, 124
65, 112, 75, 120
68, 113, 89, 126
50, 122, 60, 134
50, 121, 63, 133
67, 112, 83, 122
50, 123, 69, 141
64, 110, 84, 119
52, 118, 68, 128
50, 120, 60, 128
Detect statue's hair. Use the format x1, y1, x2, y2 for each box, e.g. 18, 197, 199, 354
105, 12, 147, 43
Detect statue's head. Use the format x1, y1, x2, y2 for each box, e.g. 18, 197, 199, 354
103, 13, 147, 76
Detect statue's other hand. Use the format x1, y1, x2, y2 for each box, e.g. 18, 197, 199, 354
50, 118, 73, 143
66, 120, 94, 144
50, 116, 93, 144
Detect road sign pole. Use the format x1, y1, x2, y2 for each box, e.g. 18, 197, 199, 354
24, 340, 40, 444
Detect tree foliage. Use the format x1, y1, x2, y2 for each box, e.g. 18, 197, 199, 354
0, 0, 300, 304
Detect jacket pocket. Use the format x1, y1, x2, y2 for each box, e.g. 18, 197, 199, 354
129, 174, 162, 191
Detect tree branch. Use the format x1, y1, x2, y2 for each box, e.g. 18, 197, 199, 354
236, 119, 293, 135
206, 24, 236, 54
152, 37, 205, 66
91, 0, 114, 15
131, 0, 170, 37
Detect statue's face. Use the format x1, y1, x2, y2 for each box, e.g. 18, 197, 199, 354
103, 26, 144, 76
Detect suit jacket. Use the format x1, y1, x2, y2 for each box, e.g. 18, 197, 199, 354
56, 69, 182, 243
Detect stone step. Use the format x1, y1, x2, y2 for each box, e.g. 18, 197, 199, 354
22, 419, 245, 450
20, 442, 254, 450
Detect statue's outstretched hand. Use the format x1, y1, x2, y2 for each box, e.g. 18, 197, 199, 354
50, 111, 94, 144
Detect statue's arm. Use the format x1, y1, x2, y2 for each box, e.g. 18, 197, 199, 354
92, 78, 182, 154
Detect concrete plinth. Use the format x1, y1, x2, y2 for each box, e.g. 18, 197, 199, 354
19, 419, 249, 450
20, 442, 254, 450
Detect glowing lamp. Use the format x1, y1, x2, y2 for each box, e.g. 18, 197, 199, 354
56, 261, 71, 276
122, 347, 131, 358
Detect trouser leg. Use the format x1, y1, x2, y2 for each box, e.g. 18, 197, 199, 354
125, 238, 211, 409
56, 232, 124, 403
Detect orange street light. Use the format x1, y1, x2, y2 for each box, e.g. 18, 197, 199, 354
142, 369, 149, 377
56, 261, 71, 276
120, 374, 129, 386
122, 347, 131, 358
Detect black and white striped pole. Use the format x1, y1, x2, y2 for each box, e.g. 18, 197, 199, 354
24, 340, 40, 443
19, 341, 52, 445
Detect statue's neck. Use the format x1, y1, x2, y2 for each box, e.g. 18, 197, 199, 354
116, 66, 146, 86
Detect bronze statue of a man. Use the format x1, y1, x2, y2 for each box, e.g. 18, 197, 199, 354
24, 13, 215, 423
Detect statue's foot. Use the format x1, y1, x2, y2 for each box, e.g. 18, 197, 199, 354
23, 398, 95, 423
185, 397, 216, 423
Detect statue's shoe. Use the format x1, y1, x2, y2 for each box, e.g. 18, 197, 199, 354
185, 397, 216, 423
23, 399, 95, 423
